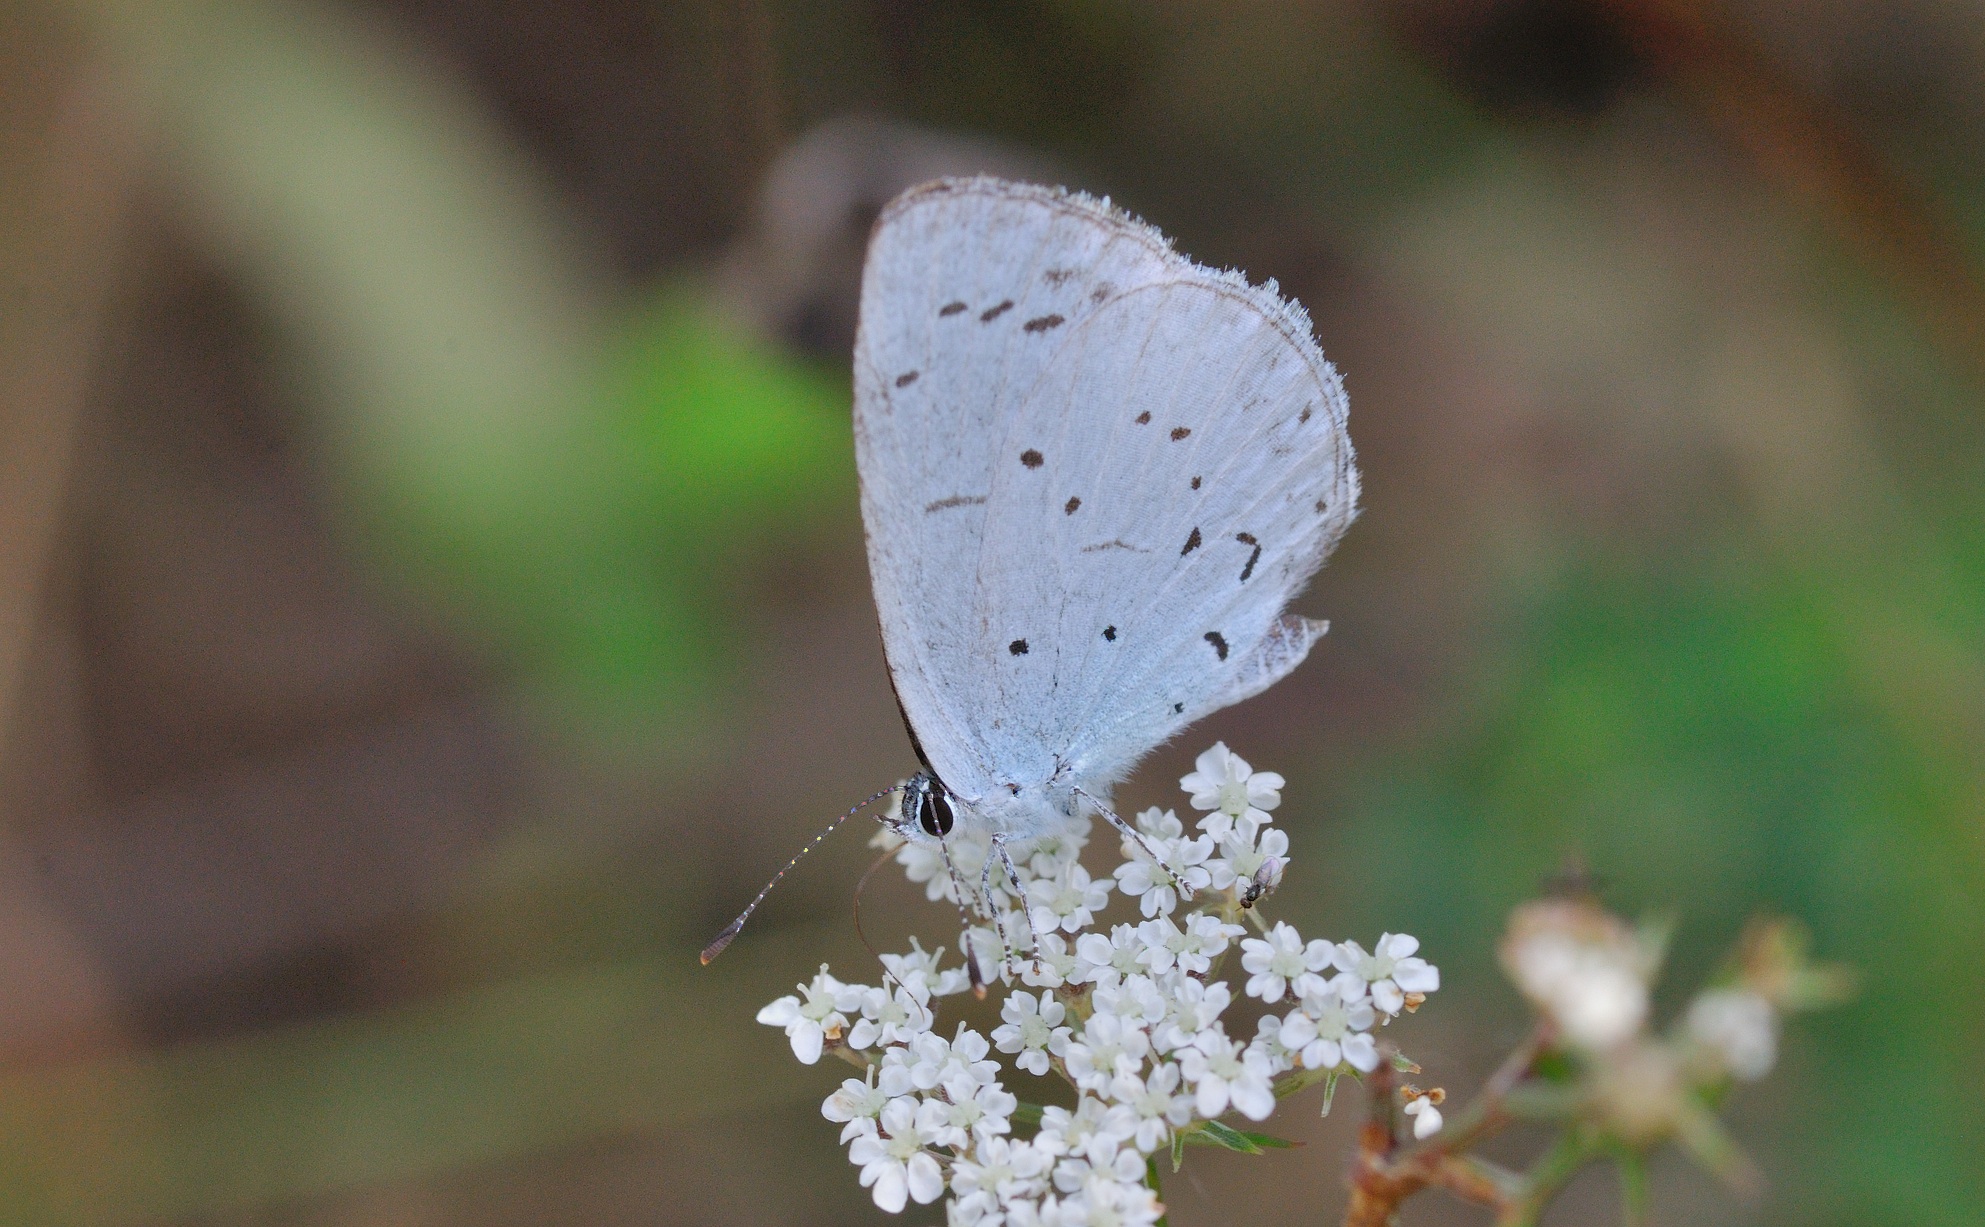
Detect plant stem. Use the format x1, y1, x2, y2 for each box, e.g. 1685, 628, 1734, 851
1495, 1130, 1596, 1227
1147, 1155, 1169, 1227
1618, 1152, 1650, 1227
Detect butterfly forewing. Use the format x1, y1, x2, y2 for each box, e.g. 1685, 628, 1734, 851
855, 179, 1356, 811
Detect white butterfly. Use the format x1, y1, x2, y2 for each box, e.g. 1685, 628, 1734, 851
705, 177, 1356, 967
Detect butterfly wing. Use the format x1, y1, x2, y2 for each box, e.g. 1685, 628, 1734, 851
855, 178, 1357, 805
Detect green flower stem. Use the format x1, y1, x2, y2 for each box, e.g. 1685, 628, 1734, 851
1617, 1151, 1650, 1227
1495, 1130, 1598, 1227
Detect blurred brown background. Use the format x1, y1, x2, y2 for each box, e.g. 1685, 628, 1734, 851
2, 1, 1982, 1224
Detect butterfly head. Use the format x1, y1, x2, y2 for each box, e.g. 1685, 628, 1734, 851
888, 771, 958, 843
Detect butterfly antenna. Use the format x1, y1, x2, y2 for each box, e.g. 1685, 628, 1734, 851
937, 839, 989, 998
701, 785, 901, 965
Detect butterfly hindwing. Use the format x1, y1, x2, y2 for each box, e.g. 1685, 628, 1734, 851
855, 179, 1356, 808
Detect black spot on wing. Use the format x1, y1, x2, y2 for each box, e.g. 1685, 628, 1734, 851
1204, 631, 1229, 660
1299, 405, 1313, 423
1102, 625, 1117, 641
1065, 496, 1081, 515
1135, 411, 1151, 425
895, 370, 919, 387
980, 300, 1015, 322
1020, 449, 1044, 469
1023, 314, 1065, 333
1170, 427, 1191, 441
1091, 283, 1114, 303
925, 494, 987, 513
1082, 539, 1145, 553
939, 301, 967, 316
1044, 268, 1077, 286
1173, 702, 1184, 714
1010, 639, 1029, 655
1236, 533, 1261, 583
1181, 526, 1202, 556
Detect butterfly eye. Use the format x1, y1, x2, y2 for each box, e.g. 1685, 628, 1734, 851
919, 788, 955, 838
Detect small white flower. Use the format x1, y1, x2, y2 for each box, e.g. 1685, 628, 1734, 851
1036, 1095, 1132, 1165
1028, 862, 1114, 934
1134, 913, 1242, 977
1064, 1011, 1153, 1093
848, 980, 937, 1050
1152, 975, 1231, 1055
1286, 986, 1379, 1072
1049, 1149, 1162, 1227
1050, 1144, 1146, 1195
951, 1136, 1051, 1207
992, 991, 1072, 1076
1180, 743, 1283, 841
821, 1066, 895, 1142
1020, 818, 1091, 880
1179, 1033, 1277, 1120
1245, 1013, 1301, 1076
1403, 1095, 1443, 1139
847, 1097, 948, 1212
1687, 988, 1778, 1081
896, 1027, 1002, 1093
1206, 824, 1290, 894
933, 1073, 1019, 1150
1093, 975, 1169, 1037
1102, 1061, 1194, 1152
1334, 933, 1441, 1017
756, 964, 850, 1064
1072, 924, 1149, 987
1113, 809, 1213, 917
1020, 932, 1079, 989
883, 937, 972, 998
1240, 921, 1335, 1003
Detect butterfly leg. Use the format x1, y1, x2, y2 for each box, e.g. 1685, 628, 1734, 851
1072, 785, 1196, 902
976, 843, 1024, 984
938, 838, 990, 998
990, 835, 1045, 974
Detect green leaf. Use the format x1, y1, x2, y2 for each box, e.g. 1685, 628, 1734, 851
1012, 1102, 1045, 1128
1169, 1128, 1186, 1172
1318, 1069, 1342, 1118
1190, 1121, 1298, 1154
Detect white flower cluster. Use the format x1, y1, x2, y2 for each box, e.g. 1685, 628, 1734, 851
757, 744, 1441, 1223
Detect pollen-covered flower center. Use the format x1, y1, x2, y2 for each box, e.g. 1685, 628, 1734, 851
1217, 776, 1254, 816
1312, 1001, 1351, 1041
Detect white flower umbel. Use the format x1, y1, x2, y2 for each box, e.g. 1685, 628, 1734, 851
757, 745, 1442, 1221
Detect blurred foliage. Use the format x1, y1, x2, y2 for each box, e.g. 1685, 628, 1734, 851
1333, 543, 1985, 1222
